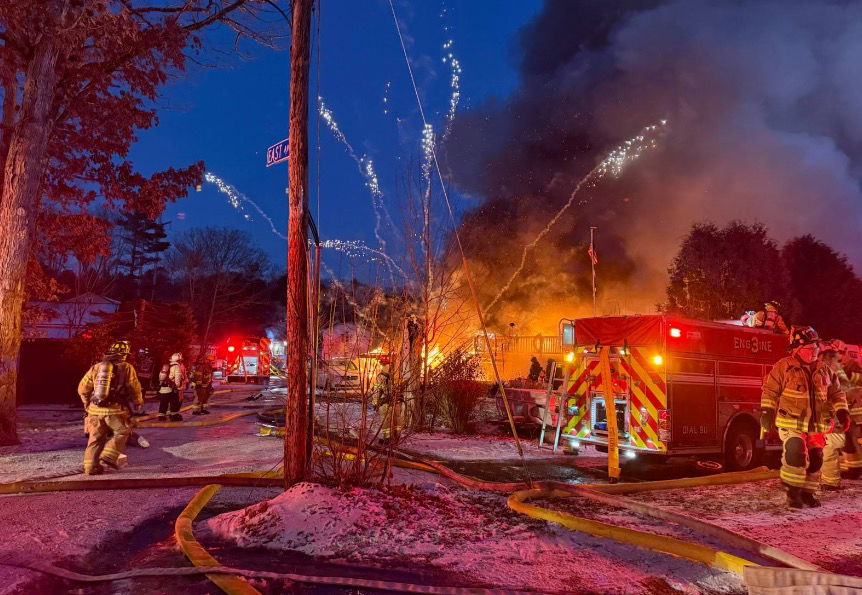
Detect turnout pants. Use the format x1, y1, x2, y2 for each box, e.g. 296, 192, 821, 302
778, 428, 823, 492
821, 432, 846, 487
842, 423, 862, 472
193, 386, 212, 411
84, 413, 131, 472
158, 389, 181, 415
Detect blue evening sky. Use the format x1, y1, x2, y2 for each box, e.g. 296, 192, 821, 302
129, 0, 542, 274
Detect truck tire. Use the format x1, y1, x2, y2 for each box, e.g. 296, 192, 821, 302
724, 421, 760, 471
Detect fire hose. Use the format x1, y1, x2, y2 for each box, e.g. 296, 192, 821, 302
0, 425, 823, 593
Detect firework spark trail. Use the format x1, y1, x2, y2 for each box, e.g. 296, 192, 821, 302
204, 172, 287, 239
441, 38, 461, 140
319, 239, 408, 281
484, 121, 668, 313
318, 96, 395, 254
204, 173, 404, 281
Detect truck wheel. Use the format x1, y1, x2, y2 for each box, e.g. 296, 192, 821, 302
724, 423, 760, 471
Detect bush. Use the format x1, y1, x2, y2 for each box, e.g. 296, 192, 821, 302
429, 351, 485, 433
437, 378, 487, 434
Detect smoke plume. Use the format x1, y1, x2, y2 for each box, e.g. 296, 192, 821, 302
445, 0, 862, 332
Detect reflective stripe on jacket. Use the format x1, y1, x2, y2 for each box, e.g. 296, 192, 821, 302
761, 355, 848, 433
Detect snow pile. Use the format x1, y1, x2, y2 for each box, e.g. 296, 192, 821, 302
204, 481, 745, 593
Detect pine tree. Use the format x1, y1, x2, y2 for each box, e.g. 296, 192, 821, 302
116, 212, 170, 298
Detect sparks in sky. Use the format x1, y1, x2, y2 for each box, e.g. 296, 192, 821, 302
485, 121, 669, 313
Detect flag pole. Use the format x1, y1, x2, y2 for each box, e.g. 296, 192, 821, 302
590, 226, 597, 316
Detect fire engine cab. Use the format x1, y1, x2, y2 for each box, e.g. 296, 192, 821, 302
222, 336, 272, 384
518, 315, 789, 470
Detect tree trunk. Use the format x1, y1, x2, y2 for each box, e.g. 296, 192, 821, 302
0, 33, 62, 445
284, 0, 313, 485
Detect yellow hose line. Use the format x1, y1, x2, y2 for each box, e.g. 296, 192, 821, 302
139, 407, 281, 429
136, 389, 232, 422
175, 485, 262, 595
508, 488, 756, 575
586, 467, 779, 494
0, 474, 283, 495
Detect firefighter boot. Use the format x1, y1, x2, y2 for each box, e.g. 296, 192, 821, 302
801, 491, 821, 508
192, 408, 202, 416
169, 414, 183, 422
786, 485, 805, 509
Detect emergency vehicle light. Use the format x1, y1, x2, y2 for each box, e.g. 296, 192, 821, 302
565, 351, 575, 363
669, 327, 681, 338
652, 354, 664, 366
227, 345, 236, 353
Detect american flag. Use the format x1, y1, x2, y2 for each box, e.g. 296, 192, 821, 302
588, 242, 598, 265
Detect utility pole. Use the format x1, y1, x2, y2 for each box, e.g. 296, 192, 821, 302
285, 0, 314, 486
589, 226, 598, 316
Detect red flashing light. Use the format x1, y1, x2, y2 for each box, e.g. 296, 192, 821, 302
227, 345, 236, 353
669, 327, 681, 338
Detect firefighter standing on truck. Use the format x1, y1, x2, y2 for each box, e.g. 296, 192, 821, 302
191, 360, 213, 415
760, 326, 850, 508
752, 300, 790, 334
78, 340, 143, 475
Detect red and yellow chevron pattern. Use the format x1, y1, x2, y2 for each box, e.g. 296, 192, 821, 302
560, 347, 668, 451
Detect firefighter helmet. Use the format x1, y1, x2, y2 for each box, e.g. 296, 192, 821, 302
789, 326, 819, 349
107, 340, 131, 357
824, 339, 847, 354
170, 352, 184, 363
765, 300, 781, 310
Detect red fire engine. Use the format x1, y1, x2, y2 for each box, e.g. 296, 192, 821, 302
222, 336, 272, 383
510, 315, 788, 470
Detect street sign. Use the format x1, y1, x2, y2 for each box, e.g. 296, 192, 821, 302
266, 138, 289, 167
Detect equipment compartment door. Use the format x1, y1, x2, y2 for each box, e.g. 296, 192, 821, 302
668, 357, 717, 447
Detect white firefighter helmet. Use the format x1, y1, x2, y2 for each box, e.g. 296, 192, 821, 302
170, 352, 184, 363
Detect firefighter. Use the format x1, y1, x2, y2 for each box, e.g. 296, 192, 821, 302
760, 326, 850, 508
528, 356, 542, 383
837, 344, 862, 479
191, 360, 214, 415
373, 359, 400, 444
752, 301, 790, 335
158, 352, 188, 421
78, 340, 143, 475
817, 341, 851, 489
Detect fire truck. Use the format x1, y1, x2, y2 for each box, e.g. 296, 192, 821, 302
508, 315, 789, 470
223, 336, 272, 383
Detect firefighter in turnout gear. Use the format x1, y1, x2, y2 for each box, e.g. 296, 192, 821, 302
191, 361, 214, 415
373, 359, 401, 444
837, 345, 862, 478
761, 326, 849, 508
817, 341, 853, 489
78, 340, 143, 475
752, 301, 790, 335
158, 352, 188, 421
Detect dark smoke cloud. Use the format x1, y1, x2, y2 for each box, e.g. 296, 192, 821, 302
445, 0, 862, 332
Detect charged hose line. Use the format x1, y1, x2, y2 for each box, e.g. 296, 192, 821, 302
139, 407, 282, 429
176, 484, 261, 594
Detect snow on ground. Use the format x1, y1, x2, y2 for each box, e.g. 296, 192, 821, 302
203, 481, 746, 594
401, 431, 600, 462
627, 478, 862, 576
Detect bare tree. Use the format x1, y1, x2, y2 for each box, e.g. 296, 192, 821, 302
168, 227, 270, 351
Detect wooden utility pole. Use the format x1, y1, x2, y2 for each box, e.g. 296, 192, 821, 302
285, 0, 314, 486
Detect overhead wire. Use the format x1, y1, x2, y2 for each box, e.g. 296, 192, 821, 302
385, 0, 530, 483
